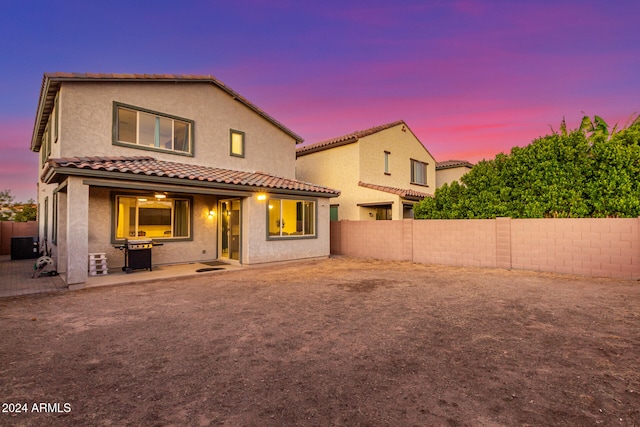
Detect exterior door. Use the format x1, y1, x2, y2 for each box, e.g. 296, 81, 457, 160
219, 199, 241, 261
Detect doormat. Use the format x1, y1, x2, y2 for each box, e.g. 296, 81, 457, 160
201, 261, 229, 266
196, 267, 225, 273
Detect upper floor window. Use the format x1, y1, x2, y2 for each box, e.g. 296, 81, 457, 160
410, 159, 428, 186
40, 124, 50, 168
52, 92, 59, 144
384, 151, 391, 175
114, 102, 193, 156
230, 129, 245, 157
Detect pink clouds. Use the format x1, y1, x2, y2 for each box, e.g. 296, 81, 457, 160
0, 0, 638, 199
0, 119, 38, 202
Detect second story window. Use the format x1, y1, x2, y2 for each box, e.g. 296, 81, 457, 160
230, 129, 245, 157
411, 159, 428, 186
114, 103, 193, 156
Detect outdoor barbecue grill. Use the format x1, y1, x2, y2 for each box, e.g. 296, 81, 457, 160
114, 239, 162, 273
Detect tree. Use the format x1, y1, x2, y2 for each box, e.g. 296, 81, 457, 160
415, 114, 640, 219
13, 199, 37, 222
0, 190, 38, 222
0, 189, 16, 221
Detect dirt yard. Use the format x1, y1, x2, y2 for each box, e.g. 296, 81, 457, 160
1, 257, 639, 426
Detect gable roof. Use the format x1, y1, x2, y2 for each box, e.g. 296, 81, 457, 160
31, 72, 303, 151
358, 181, 431, 201
296, 120, 406, 157
436, 160, 474, 170
41, 156, 340, 197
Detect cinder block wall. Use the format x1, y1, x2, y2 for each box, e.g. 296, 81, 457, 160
330, 217, 640, 279
412, 219, 496, 268
510, 218, 639, 278
0, 221, 38, 255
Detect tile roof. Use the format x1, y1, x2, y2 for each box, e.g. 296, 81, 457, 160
296, 120, 406, 156
42, 156, 340, 196
436, 160, 474, 170
31, 73, 303, 151
358, 181, 431, 200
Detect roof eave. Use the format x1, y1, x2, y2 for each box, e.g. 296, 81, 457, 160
31, 73, 304, 148
296, 137, 359, 157
41, 165, 340, 197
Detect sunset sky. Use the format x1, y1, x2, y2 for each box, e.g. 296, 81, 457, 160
1, 0, 638, 202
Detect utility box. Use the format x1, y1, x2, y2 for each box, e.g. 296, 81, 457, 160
10, 236, 39, 260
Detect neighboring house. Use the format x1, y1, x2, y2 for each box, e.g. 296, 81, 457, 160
296, 120, 435, 220
435, 160, 473, 188
30, 73, 339, 286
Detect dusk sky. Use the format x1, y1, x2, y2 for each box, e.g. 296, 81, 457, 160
1, 0, 638, 202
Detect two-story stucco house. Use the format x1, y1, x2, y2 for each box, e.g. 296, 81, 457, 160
295, 121, 435, 220
30, 73, 339, 286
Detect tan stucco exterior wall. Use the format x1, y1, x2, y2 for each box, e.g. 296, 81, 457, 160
242, 194, 332, 264
436, 166, 471, 188
296, 124, 435, 220
296, 143, 363, 221
358, 126, 435, 192
57, 82, 297, 178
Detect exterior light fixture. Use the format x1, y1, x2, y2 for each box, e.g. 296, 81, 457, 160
257, 193, 267, 201
155, 193, 166, 199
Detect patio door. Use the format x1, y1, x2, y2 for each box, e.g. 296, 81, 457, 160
219, 199, 241, 261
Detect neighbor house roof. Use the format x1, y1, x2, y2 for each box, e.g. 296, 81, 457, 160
41, 156, 340, 197
31, 72, 303, 151
296, 120, 407, 157
358, 181, 431, 201
436, 160, 474, 170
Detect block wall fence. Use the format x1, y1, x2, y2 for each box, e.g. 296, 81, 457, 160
330, 218, 640, 279
0, 221, 38, 256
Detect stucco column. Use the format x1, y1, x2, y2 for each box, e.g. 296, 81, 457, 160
65, 177, 89, 287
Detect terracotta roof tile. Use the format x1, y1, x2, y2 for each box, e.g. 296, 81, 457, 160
436, 160, 474, 170
296, 120, 406, 156
42, 156, 340, 196
358, 181, 431, 200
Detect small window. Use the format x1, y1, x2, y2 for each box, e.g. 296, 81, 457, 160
114, 103, 193, 156
52, 92, 59, 143
268, 198, 316, 238
384, 151, 391, 175
114, 195, 191, 240
230, 130, 245, 157
411, 159, 428, 186
52, 193, 58, 244
41, 124, 50, 168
